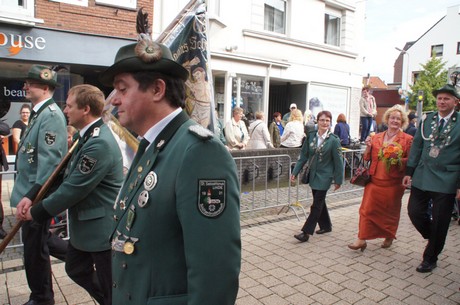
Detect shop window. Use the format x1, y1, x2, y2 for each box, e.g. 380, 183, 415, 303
232, 76, 264, 119
264, 0, 286, 34
431, 44, 443, 57
324, 13, 341, 46
0, 0, 35, 19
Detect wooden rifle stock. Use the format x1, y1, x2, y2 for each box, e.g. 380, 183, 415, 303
0, 139, 80, 254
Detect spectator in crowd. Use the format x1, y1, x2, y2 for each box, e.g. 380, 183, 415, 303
268, 112, 285, 148
247, 111, 274, 149
282, 103, 297, 122
280, 109, 304, 148
348, 105, 413, 252
404, 112, 417, 136
66, 125, 78, 149
304, 109, 316, 134
291, 110, 343, 242
11, 103, 31, 154
359, 86, 377, 143
333, 113, 350, 147
225, 107, 249, 150
403, 84, 460, 273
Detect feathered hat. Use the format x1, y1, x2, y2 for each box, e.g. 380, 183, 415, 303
100, 8, 188, 86
26, 65, 64, 88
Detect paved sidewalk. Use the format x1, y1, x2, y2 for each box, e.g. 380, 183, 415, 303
1, 190, 459, 304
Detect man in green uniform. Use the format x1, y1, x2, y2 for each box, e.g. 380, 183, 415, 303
21, 84, 124, 305
403, 84, 460, 273
100, 38, 241, 305
14, 65, 67, 305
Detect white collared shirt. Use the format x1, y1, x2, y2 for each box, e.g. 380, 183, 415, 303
316, 130, 329, 147
32, 98, 51, 113
79, 118, 102, 138
141, 108, 182, 150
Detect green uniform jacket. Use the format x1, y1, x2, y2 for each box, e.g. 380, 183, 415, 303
292, 131, 343, 190
31, 120, 123, 252
11, 99, 67, 207
111, 111, 241, 305
406, 111, 460, 193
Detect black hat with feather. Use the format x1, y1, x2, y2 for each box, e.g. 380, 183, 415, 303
100, 8, 188, 86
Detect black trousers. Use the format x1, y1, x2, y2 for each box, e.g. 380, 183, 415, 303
65, 243, 112, 305
22, 219, 54, 304
301, 189, 331, 235
407, 186, 455, 264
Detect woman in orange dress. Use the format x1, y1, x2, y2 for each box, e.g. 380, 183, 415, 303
348, 105, 413, 251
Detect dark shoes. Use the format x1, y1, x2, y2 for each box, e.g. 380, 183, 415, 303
315, 228, 332, 235
22, 300, 55, 305
0, 227, 6, 239
23, 300, 54, 305
416, 261, 437, 273
294, 232, 310, 242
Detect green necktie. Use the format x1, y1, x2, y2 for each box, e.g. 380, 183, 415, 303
438, 118, 445, 132
131, 138, 150, 168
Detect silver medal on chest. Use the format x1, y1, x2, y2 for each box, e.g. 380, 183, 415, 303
429, 146, 440, 158
143, 171, 157, 191
138, 190, 149, 208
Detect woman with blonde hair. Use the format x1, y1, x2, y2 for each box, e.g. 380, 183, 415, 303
280, 109, 304, 148
348, 105, 413, 251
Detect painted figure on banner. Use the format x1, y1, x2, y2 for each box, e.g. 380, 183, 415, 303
159, 0, 216, 131
183, 57, 212, 128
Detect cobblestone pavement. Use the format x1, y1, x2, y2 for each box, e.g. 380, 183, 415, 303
0, 180, 459, 304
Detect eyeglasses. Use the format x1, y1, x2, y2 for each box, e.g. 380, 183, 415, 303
21, 112, 30, 115
318, 119, 331, 123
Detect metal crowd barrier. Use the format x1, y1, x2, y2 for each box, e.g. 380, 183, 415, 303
234, 148, 365, 220
2, 148, 365, 251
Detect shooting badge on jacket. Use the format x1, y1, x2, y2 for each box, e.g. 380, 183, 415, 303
143, 171, 157, 191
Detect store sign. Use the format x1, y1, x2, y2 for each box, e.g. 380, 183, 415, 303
0, 31, 46, 56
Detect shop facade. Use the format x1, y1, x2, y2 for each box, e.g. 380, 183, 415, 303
0, 23, 133, 153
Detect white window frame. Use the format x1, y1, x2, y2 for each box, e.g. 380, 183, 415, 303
324, 12, 341, 46
207, 0, 220, 18
0, 0, 34, 18
264, 0, 286, 35
95, 0, 136, 10
431, 44, 443, 57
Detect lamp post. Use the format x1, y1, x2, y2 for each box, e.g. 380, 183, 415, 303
395, 47, 410, 111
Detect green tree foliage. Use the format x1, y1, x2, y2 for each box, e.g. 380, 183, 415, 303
408, 54, 447, 111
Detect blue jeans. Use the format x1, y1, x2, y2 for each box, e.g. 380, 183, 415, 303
360, 116, 372, 141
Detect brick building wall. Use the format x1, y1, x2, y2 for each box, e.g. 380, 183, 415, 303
35, 0, 153, 39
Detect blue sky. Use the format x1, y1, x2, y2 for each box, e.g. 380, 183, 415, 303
363, 0, 460, 84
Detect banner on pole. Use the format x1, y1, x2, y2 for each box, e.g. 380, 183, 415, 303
157, 0, 216, 132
